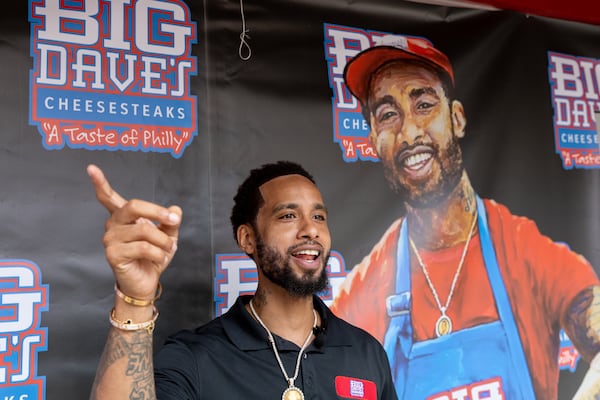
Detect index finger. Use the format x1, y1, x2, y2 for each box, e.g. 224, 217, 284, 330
87, 164, 127, 213
159, 205, 183, 238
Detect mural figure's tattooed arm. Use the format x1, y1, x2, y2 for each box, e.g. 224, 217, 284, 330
563, 285, 600, 399
86, 164, 182, 400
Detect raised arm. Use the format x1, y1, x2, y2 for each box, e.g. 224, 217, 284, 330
87, 164, 182, 400
563, 285, 600, 399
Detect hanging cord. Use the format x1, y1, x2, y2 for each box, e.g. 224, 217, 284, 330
238, 0, 251, 60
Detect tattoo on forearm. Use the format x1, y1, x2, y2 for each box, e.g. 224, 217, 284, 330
91, 328, 155, 400
128, 371, 154, 400
126, 342, 152, 376
126, 340, 154, 399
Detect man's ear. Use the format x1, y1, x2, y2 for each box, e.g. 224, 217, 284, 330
237, 224, 256, 255
368, 129, 378, 147
451, 100, 467, 139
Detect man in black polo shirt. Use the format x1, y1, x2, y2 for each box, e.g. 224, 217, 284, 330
88, 161, 397, 400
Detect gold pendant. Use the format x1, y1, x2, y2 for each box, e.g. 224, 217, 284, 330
282, 386, 304, 400
435, 314, 452, 337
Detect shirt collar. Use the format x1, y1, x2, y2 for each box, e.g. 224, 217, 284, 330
221, 295, 352, 351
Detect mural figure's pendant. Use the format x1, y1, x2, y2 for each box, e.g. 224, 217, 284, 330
410, 211, 478, 339
435, 313, 452, 337
282, 385, 305, 400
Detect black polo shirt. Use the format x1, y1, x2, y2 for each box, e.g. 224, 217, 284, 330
154, 295, 397, 399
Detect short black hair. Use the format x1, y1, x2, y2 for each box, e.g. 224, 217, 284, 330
230, 161, 316, 243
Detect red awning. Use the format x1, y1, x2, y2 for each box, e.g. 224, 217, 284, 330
411, 0, 600, 26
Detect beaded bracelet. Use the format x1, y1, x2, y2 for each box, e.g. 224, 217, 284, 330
109, 306, 159, 335
114, 282, 162, 307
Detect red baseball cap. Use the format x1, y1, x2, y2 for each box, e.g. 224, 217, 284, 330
343, 34, 454, 104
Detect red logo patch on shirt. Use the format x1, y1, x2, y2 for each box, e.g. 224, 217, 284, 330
335, 376, 377, 399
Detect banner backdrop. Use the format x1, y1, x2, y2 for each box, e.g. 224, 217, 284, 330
0, 0, 596, 398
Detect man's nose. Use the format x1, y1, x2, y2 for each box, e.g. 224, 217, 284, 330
298, 217, 319, 239
398, 114, 424, 143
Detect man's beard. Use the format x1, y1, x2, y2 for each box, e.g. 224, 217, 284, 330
255, 237, 329, 297
385, 135, 464, 209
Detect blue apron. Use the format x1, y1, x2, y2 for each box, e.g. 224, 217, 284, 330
383, 197, 536, 399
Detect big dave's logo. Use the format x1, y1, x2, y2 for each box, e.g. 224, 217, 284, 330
323, 23, 384, 163
0, 260, 48, 400
548, 52, 600, 169
29, 0, 198, 158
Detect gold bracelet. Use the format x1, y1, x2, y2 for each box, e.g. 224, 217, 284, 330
114, 282, 162, 307
109, 306, 159, 334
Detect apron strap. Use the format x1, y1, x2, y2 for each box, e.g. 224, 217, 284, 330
476, 196, 536, 398
383, 218, 411, 386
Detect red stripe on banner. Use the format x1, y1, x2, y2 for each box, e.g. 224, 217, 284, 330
335, 376, 377, 399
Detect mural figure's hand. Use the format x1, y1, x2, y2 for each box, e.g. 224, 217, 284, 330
86, 164, 182, 301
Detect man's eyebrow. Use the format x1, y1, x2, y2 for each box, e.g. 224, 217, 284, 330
370, 95, 396, 112
370, 87, 438, 112
272, 202, 328, 214
314, 203, 328, 214
272, 203, 299, 214
409, 86, 438, 99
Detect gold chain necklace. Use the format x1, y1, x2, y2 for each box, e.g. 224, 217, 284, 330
409, 211, 478, 337
249, 299, 317, 400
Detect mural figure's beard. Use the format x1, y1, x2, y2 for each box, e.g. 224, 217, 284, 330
385, 136, 464, 210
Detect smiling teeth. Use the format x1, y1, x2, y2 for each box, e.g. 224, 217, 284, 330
405, 153, 431, 167
295, 249, 319, 256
